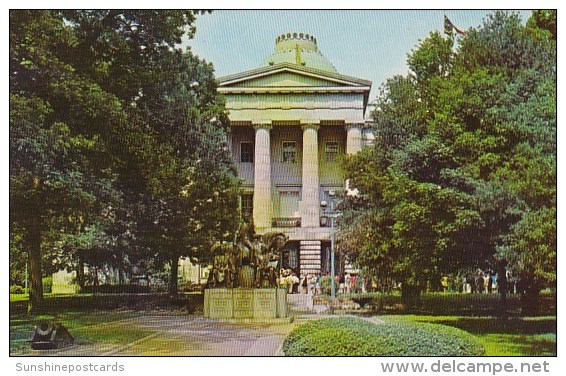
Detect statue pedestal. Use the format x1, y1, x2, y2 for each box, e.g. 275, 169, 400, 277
204, 288, 287, 319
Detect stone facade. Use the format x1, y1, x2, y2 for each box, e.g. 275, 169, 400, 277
218, 33, 371, 276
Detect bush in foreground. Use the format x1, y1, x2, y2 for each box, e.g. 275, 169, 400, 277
81, 284, 150, 294
283, 316, 485, 356
10, 285, 24, 294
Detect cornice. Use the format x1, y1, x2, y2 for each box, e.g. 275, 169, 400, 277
217, 86, 369, 95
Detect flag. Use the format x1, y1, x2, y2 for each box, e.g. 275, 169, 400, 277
444, 15, 466, 36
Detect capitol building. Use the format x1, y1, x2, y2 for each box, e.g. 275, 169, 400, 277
52, 32, 373, 292
218, 32, 373, 277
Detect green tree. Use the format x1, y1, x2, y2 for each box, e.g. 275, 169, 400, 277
133, 51, 240, 295
9, 10, 211, 311
339, 11, 555, 312
526, 10, 556, 40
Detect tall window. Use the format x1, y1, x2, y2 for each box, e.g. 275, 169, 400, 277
240, 142, 253, 163
282, 141, 297, 163
325, 141, 339, 162
241, 193, 253, 221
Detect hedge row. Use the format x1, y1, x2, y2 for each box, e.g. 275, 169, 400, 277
81, 284, 150, 294
10, 293, 204, 314
318, 292, 556, 316
283, 316, 485, 356
10, 285, 25, 294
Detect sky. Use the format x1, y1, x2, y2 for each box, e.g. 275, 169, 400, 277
183, 10, 532, 101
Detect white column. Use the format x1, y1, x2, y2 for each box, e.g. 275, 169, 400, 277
346, 123, 363, 155
301, 121, 320, 227
345, 123, 364, 196
252, 121, 272, 230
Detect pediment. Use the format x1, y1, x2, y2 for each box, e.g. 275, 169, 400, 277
229, 72, 343, 88
218, 63, 371, 89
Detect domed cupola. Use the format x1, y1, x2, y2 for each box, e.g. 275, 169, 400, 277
265, 32, 338, 73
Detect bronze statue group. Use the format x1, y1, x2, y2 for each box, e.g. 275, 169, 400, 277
207, 223, 288, 289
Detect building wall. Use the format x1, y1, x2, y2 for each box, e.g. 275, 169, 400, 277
221, 66, 370, 276
318, 125, 346, 186
271, 126, 303, 186
231, 126, 255, 185
52, 270, 80, 294
229, 124, 347, 220
178, 258, 208, 285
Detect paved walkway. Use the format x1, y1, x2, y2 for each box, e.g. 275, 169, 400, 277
20, 315, 295, 356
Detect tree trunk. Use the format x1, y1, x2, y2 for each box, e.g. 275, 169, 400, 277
118, 249, 125, 285
169, 255, 179, 296
27, 216, 43, 314
77, 255, 85, 291
497, 261, 508, 319
521, 286, 540, 316
93, 266, 99, 295
401, 282, 421, 312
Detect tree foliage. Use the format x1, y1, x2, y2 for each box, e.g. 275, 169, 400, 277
10, 10, 239, 310
338, 11, 556, 301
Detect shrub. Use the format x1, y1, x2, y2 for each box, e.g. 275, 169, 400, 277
319, 276, 333, 295
81, 284, 150, 294
10, 285, 24, 294
283, 316, 485, 356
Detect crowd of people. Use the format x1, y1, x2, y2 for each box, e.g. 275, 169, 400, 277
279, 268, 519, 296
279, 269, 363, 295
440, 270, 517, 294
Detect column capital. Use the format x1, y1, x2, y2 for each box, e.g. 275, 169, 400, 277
252, 120, 272, 130
300, 119, 320, 131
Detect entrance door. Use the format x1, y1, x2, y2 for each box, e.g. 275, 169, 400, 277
281, 241, 300, 272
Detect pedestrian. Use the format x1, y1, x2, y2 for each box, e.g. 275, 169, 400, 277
483, 272, 490, 294
441, 276, 448, 292
290, 270, 299, 294
300, 273, 308, 294
338, 273, 346, 294
492, 273, 498, 294
315, 273, 321, 295
344, 273, 351, 294
475, 274, 484, 294
350, 274, 357, 293
455, 274, 462, 293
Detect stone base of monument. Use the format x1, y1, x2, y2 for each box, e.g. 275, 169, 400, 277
204, 288, 288, 320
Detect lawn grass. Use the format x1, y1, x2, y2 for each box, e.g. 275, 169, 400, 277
10, 293, 93, 302
71, 320, 154, 346
10, 293, 29, 302
9, 310, 150, 354
388, 315, 556, 356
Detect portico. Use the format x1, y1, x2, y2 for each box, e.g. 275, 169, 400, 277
218, 32, 371, 275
